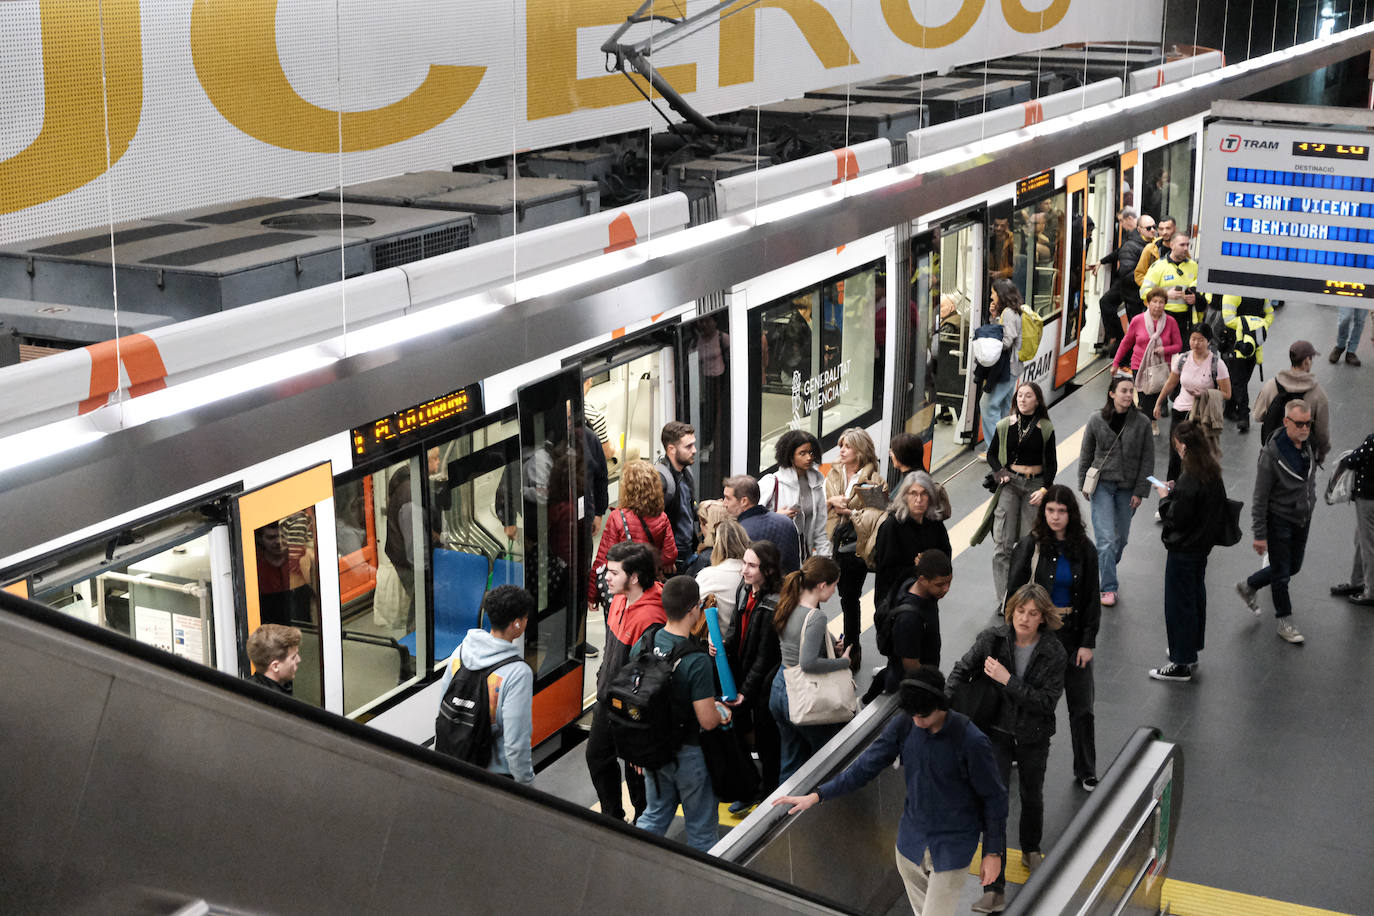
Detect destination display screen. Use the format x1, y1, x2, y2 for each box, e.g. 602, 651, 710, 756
352, 383, 485, 460
1198, 120, 1374, 308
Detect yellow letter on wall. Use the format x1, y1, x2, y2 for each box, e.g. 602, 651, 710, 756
527, 0, 698, 120
190, 0, 484, 153
1001, 0, 1071, 34
0, 0, 142, 217
718, 0, 857, 87
881, 0, 985, 49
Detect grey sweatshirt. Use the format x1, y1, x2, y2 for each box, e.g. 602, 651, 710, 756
779, 605, 849, 672
440, 629, 535, 784
1078, 408, 1155, 498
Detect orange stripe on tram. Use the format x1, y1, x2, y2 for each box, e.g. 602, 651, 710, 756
604, 212, 638, 254
79, 333, 169, 414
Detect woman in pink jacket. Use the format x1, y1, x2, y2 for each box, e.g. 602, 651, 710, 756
1113, 288, 1183, 432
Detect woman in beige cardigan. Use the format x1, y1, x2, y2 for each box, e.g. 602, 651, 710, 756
825, 427, 889, 671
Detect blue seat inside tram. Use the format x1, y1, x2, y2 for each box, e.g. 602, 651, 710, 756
396, 549, 525, 663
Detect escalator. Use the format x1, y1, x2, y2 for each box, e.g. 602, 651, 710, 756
1, 588, 1183, 915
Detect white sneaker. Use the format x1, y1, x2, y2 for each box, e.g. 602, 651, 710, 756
1277, 619, 1305, 644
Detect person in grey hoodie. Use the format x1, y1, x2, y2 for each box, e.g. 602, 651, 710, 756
1237, 400, 1319, 645
1250, 339, 1331, 463
439, 585, 536, 784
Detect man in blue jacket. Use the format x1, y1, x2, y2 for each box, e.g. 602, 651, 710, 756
774, 666, 1007, 916
723, 474, 801, 573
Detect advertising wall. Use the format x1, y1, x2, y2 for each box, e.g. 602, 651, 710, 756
1, 0, 1162, 244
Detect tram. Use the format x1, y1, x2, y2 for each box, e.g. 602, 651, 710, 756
2, 28, 1367, 757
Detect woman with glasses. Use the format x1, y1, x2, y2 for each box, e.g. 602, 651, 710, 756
871, 470, 952, 611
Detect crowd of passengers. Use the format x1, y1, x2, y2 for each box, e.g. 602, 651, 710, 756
242, 207, 1374, 914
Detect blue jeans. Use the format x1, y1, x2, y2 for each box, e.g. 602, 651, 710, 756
1164, 551, 1208, 665
769, 667, 843, 783
1247, 516, 1310, 618
1090, 479, 1136, 593
1336, 306, 1367, 353
636, 743, 718, 852
980, 376, 1014, 447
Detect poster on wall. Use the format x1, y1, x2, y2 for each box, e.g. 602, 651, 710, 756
0, 0, 1164, 244
134, 606, 174, 653
173, 613, 206, 665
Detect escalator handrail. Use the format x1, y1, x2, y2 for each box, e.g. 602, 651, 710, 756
713, 691, 902, 862
0, 588, 862, 915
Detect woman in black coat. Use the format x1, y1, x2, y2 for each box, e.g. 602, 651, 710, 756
1149, 421, 1228, 683
1007, 484, 1102, 791
947, 582, 1066, 914
870, 470, 952, 609
722, 539, 783, 807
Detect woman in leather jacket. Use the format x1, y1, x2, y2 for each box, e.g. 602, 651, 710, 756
722, 539, 784, 804
1007, 484, 1102, 792
947, 583, 1066, 913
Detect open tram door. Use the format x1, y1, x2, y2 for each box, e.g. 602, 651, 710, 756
1054, 169, 1092, 389
514, 367, 589, 736
1074, 159, 1123, 373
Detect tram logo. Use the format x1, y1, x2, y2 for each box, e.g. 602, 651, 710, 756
1220, 134, 1242, 153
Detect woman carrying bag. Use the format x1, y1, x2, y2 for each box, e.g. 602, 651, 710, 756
1114, 288, 1182, 434
825, 427, 889, 672
768, 556, 854, 781
586, 460, 677, 608
947, 583, 1066, 914
1078, 375, 1155, 607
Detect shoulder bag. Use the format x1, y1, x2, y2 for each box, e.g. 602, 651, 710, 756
783, 607, 858, 725
949, 634, 1004, 733
1135, 316, 1171, 395
1082, 425, 1122, 497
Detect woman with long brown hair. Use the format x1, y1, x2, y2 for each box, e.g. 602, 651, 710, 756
1149, 420, 1228, 683
586, 460, 677, 606
768, 556, 846, 780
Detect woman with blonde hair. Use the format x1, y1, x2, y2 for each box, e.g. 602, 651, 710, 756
586, 460, 677, 605
947, 583, 1066, 913
768, 556, 847, 780
825, 427, 889, 671
695, 517, 750, 630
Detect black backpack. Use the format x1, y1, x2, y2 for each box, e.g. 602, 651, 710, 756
1259, 380, 1304, 446
875, 585, 921, 659
434, 654, 523, 766
606, 625, 707, 770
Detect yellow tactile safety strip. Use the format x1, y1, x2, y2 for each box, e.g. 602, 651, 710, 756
960, 847, 1356, 916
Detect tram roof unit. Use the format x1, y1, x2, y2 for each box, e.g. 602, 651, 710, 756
0, 23, 1369, 559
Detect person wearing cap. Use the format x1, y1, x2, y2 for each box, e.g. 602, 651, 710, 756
771, 665, 1007, 916
1153, 322, 1231, 484
1250, 340, 1331, 464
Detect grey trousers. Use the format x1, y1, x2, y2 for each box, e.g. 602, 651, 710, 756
1352, 498, 1374, 596
992, 473, 1043, 607
895, 847, 967, 916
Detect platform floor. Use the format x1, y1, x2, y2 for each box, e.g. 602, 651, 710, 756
538, 304, 1373, 916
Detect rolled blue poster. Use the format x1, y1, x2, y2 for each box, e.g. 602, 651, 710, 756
705, 605, 738, 701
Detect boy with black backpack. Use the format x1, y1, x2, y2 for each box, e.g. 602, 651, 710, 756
865, 550, 954, 702
617, 576, 730, 852
435, 585, 535, 784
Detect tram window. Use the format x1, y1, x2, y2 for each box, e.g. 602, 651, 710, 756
253, 508, 324, 707
583, 350, 665, 499
1012, 193, 1068, 319
1142, 136, 1196, 233
20, 508, 222, 670
749, 258, 886, 471
333, 456, 427, 717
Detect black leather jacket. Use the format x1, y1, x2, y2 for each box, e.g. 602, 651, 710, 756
948, 624, 1066, 744
1007, 535, 1101, 649
723, 584, 781, 702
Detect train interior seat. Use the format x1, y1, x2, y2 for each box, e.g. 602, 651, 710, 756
398, 548, 487, 660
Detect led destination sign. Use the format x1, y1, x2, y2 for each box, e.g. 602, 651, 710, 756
352, 383, 485, 460
1199, 118, 1374, 308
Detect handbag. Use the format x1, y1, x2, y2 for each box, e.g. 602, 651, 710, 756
949, 634, 1004, 731
1135, 317, 1171, 395
699, 724, 762, 803
1082, 428, 1122, 498
1217, 497, 1245, 547
783, 607, 858, 725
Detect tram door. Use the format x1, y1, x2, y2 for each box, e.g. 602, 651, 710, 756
1055, 170, 1091, 389
234, 463, 335, 709
932, 219, 984, 466
515, 368, 589, 733
1077, 163, 1120, 372
580, 329, 676, 504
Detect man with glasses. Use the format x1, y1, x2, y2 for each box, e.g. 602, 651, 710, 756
1133, 215, 1177, 287
1237, 399, 1319, 644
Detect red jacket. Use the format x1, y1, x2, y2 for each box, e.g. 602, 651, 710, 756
596, 583, 667, 701
587, 509, 677, 602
